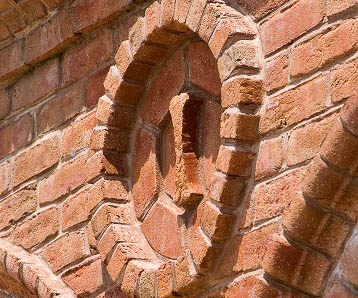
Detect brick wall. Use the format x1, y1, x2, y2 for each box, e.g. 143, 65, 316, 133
0, 0, 357, 297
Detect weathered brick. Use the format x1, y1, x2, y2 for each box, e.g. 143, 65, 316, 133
0, 39, 27, 81
255, 136, 283, 180
157, 262, 173, 297
221, 78, 263, 108
187, 41, 221, 96
141, 49, 185, 126
62, 28, 113, 86
265, 50, 289, 92
24, 7, 77, 64
260, 75, 328, 134
326, 0, 357, 17
342, 235, 358, 287
263, 234, 330, 296
0, 23, 11, 43
12, 134, 60, 187
40, 0, 66, 11
0, 8, 26, 35
0, 161, 10, 195
0, 88, 10, 120
341, 93, 358, 136
216, 146, 254, 177
90, 127, 130, 152
61, 112, 98, 157
38, 153, 88, 204
19, 0, 46, 24
74, 0, 133, 33
37, 83, 85, 135
87, 67, 109, 107
210, 174, 245, 207
291, 20, 358, 78
12, 59, 60, 111
142, 200, 182, 259
62, 257, 104, 298
0, 113, 33, 160
324, 275, 357, 298
0, 182, 37, 230
261, 0, 324, 55
331, 58, 358, 104
11, 207, 59, 249
185, 0, 206, 32
287, 113, 337, 166
41, 231, 89, 272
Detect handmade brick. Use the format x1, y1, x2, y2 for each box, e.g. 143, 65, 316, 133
210, 174, 245, 207
90, 127, 130, 152
265, 51, 289, 92
237, 0, 290, 20
12, 134, 60, 187
216, 146, 254, 177
62, 28, 113, 86
11, 207, 59, 249
0, 161, 10, 196
41, 231, 89, 272
255, 136, 283, 180
12, 59, 60, 111
326, 0, 357, 16
0, 182, 37, 230
260, 75, 328, 134
19, 0, 46, 23
0, 39, 27, 81
261, 0, 324, 55
37, 83, 85, 135
0, 88, 10, 120
0, 9, 26, 35
24, 7, 77, 64
87, 67, 109, 107
291, 20, 358, 78
341, 93, 358, 136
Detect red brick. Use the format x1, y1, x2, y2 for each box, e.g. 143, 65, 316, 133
221, 110, 259, 142
237, 0, 290, 20
132, 127, 160, 219
321, 119, 358, 172
24, 7, 77, 64
11, 207, 59, 249
265, 51, 289, 92
187, 41, 221, 96
96, 96, 136, 128
97, 225, 140, 260
41, 231, 89, 272
253, 168, 306, 222
0, 88, 10, 120
209, 18, 255, 58
331, 58, 358, 104
121, 260, 153, 296
202, 99, 222, 188
0, 39, 27, 81
185, 0, 206, 32
163, 123, 176, 199
224, 276, 280, 298
0, 113, 33, 160
62, 257, 104, 297
216, 146, 254, 177
287, 113, 337, 166
86, 150, 128, 178
0, 182, 37, 230
326, 0, 357, 16
261, 0, 324, 55
0, 8, 26, 35
0, 160, 10, 196
37, 83, 85, 135
283, 193, 350, 257
19, 0, 46, 23
12, 59, 60, 111
198, 4, 220, 43
260, 75, 328, 134
12, 134, 60, 187
341, 93, 358, 136
62, 28, 113, 86
40, 0, 66, 11
90, 127, 130, 153
210, 174, 244, 207
0, 23, 10, 43
87, 67, 109, 107
74, 0, 133, 33
291, 20, 358, 78
38, 153, 88, 204
262, 234, 330, 295
61, 111, 98, 157
91, 204, 133, 238
324, 275, 357, 298
141, 49, 185, 126
221, 78, 263, 108
342, 235, 358, 287
255, 136, 283, 180
157, 262, 173, 298
142, 200, 182, 259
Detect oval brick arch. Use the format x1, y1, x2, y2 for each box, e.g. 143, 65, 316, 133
263, 94, 358, 297
0, 239, 74, 297
90, 0, 264, 296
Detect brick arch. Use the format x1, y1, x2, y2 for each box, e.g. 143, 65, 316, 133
263, 94, 358, 296
90, 0, 264, 296
0, 239, 74, 297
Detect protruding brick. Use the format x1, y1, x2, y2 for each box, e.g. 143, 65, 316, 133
260, 0, 324, 55
255, 136, 283, 180
216, 146, 254, 177
221, 78, 263, 108
237, 0, 290, 20
12, 134, 60, 187
157, 262, 174, 298
90, 127, 130, 152
185, 0, 206, 32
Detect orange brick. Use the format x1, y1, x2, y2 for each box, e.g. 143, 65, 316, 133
0, 160, 10, 196
265, 51, 289, 92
